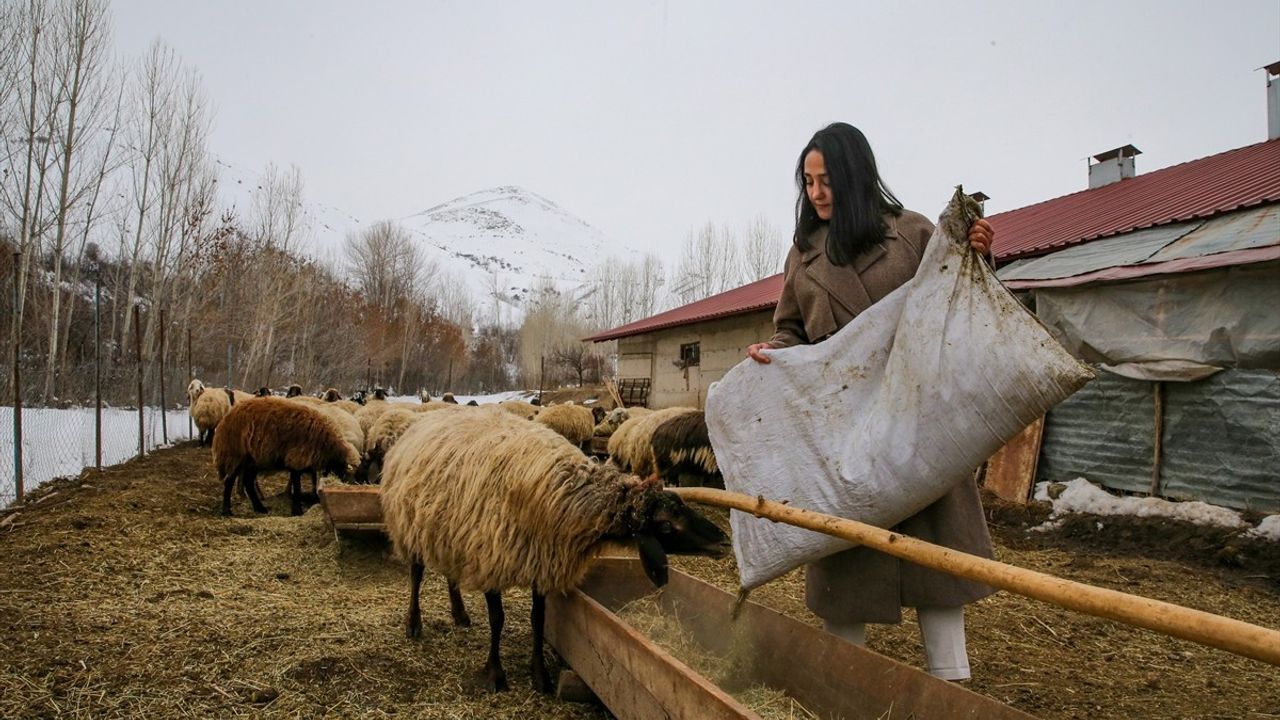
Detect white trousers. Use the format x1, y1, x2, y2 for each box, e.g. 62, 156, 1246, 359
823, 606, 971, 681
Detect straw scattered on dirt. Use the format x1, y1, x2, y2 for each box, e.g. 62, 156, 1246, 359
1, 443, 1278, 720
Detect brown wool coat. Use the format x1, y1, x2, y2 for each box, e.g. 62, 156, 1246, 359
769, 210, 996, 624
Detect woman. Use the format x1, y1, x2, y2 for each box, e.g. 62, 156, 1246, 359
746, 122, 995, 682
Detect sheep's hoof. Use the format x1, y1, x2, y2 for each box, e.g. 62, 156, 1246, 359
479, 663, 508, 692
253, 505, 269, 515
220, 507, 232, 517
451, 611, 472, 628
531, 663, 553, 694
405, 620, 421, 639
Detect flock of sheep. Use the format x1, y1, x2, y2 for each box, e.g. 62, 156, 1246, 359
184, 379, 731, 693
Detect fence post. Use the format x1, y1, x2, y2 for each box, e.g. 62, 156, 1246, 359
11, 251, 23, 503
538, 355, 545, 405
94, 274, 101, 471
186, 328, 192, 440
226, 343, 232, 390
134, 305, 144, 457
159, 310, 167, 444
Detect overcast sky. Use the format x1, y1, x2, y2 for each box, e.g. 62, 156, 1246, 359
111, 0, 1280, 258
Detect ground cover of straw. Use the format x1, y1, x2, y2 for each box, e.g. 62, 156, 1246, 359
0, 443, 1277, 719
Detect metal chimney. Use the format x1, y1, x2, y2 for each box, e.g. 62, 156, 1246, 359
1266, 61, 1280, 141
1088, 144, 1142, 189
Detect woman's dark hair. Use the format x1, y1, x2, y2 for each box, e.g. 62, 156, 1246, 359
794, 122, 903, 266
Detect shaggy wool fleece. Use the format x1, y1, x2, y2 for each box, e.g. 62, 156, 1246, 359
380, 407, 650, 594
606, 406, 698, 477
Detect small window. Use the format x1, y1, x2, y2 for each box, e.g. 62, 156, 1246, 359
679, 342, 700, 367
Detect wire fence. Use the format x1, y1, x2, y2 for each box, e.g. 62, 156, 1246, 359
1, 404, 193, 507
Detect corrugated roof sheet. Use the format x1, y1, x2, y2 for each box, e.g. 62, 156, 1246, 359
990, 138, 1280, 261
584, 273, 782, 342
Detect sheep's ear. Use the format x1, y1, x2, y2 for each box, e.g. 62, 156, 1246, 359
636, 534, 669, 587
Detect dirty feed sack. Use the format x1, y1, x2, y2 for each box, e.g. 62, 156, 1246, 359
707, 189, 1094, 589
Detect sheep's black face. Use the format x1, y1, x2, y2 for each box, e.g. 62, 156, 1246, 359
635, 491, 730, 587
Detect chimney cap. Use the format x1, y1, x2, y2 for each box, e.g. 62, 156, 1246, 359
1263, 61, 1280, 76
1092, 144, 1143, 163
967, 191, 990, 202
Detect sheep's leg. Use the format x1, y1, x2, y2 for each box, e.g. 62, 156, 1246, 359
529, 591, 552, 693
220, 470, 237, 516
289, 470, 303, 516
405, 561, 424, 639
448, 581, 471, 627
242, 467, 268, 514
308, 469, 318, 495
481, 591, 508, 692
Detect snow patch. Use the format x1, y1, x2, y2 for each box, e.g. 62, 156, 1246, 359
1246, 515, 1280, 542
1032, 477, 1250, 531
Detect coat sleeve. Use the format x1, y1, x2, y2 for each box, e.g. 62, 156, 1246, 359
768, 250, 808, 349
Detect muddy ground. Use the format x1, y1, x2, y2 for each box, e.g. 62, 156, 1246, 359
0, 443, 1277, 719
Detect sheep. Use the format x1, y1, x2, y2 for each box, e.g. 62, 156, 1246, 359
363, 406, 435, 483
649, 410, 722, 489
607, 407, 698, 477
285, 384, 304, 398
190, 386, 255, 446
441, 392, 458, 404
322, 387, 343, 402
213, 397, 360, 516
465, 400, 479, 407
187, 378, 206, 405
312, 399, 368, 479
497, 399, 539, 420
354, 401, 392, 438
379, 407, 730, 693
409, 400, 457, 414
592, 407, 632, 438
533, 403, 594, 448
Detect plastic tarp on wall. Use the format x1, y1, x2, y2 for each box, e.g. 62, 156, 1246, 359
1032, 262, 1280, 381
1038, 368, 1280, 511
1039, 371, 1155, 494
1161, 369, 1280, 512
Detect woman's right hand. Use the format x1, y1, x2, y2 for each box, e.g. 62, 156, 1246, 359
746, 342, 774, 364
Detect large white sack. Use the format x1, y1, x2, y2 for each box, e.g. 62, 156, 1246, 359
706, 189, 1093, 590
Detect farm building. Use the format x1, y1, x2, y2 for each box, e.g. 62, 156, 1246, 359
585, 276, 782, 409
589, 66, 1280, 511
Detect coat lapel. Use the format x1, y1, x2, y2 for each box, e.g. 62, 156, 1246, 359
802, 219, 899, 317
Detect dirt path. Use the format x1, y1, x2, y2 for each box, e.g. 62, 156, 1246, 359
0, 444, 1276, 719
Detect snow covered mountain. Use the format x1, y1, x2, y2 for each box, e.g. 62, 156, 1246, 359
401, 185, 630, 313
212, 156, 631, 322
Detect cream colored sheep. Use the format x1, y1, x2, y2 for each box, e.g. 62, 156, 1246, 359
606, 407, 698, 477
364, 406, 433, 482
497, 399, 539, 420
190, 387, 255, 446
533, 403, 594, 447
379, 407, 729, 693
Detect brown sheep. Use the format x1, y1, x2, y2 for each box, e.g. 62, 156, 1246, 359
607, 407, 698, 477
498, 399, 539, 420
650, 410, 722, 489
213, 397, 360, 516
380, 408, 730, 693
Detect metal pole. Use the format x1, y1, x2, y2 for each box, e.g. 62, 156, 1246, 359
94, 275, 101, 471
12, 251, 23, 503
186, 328, 192, 440
134, 305, 144, 457
159, 309, 167, 444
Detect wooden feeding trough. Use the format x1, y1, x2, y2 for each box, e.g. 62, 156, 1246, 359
317, 482, 385, 540
547, 558, 1035, 720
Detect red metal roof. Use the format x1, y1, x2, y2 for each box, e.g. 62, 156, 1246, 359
990, 138, 1280, 261
585, 273, 783, 342
590, 139, 1280, 342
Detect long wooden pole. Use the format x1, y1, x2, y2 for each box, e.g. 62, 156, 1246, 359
94, 275, 101, 471
670, 487, 1280, 667
186, 328, 192, 440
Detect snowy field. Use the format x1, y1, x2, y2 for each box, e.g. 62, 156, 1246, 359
1, 405, 195, 504
0, 390, 533, 505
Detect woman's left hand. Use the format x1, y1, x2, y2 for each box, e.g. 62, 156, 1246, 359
968, 219, 994, 255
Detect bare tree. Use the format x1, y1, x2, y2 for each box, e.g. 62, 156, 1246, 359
740, 214, 785, 282
672, 221, 741, 305
343, 219, 423, 317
